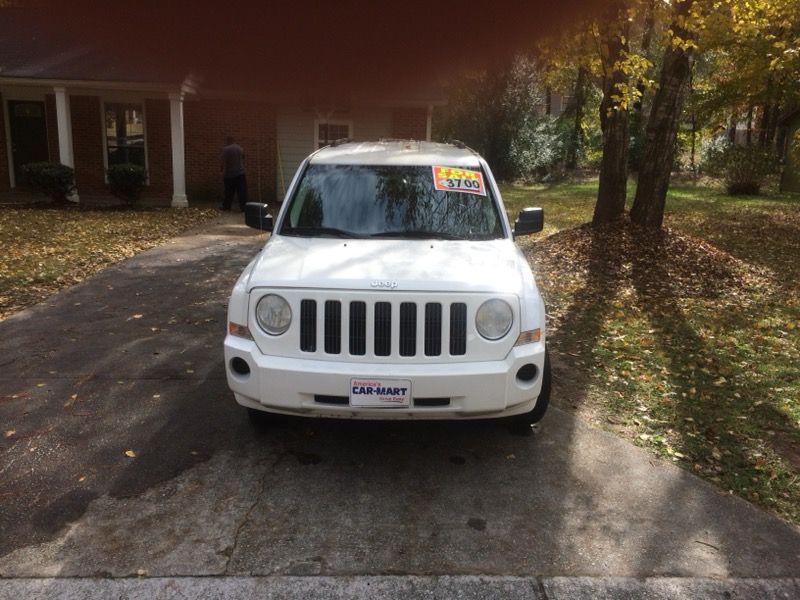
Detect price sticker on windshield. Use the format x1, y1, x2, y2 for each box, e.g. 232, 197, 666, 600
432, 166, 487, 196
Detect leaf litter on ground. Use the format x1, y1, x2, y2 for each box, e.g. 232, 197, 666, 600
520, 214, 800, 524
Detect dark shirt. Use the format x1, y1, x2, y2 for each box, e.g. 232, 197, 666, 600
222, 144, 245, 178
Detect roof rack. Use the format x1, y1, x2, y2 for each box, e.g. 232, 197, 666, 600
450, 139, 466, 149
330, 138, 352, 147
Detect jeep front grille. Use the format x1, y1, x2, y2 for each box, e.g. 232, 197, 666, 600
349, 301, 367, 355
299, 300, 317, 352
449, 302, 468, 355
324, 300, 341, 354
399, 302, 417, 357
374, 301, 392, 356
299, 299, 467, 358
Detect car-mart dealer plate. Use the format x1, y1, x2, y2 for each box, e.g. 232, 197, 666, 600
350, 378, 411, 408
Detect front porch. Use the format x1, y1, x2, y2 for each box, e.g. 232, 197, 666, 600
0, 79, 190, 207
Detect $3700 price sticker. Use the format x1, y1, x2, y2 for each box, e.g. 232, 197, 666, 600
432, 166, 486, 196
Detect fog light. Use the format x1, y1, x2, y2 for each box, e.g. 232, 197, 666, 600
230, 357, 250, 376
516, 363, 538, 382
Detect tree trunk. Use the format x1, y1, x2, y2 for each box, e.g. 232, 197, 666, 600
727, 112, 738, 143
762, 86, 783, 149
634, 0, 656, 110
629, 0, 696, 229
593, 5, 630, 226
745, 103, 754, 146
629, 0, 656, 173
759, 103, 771, 148
767, 99, 781, 148
566, 66, 588, 170
689, 61, 697, 175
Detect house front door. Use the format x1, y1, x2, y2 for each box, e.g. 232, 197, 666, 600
8, 100, 49, 186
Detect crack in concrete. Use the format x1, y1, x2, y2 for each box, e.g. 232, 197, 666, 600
223, 450, 287, 575
536, 575, 549, 599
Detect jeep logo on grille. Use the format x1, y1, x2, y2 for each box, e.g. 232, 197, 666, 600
371, 280, 398, 289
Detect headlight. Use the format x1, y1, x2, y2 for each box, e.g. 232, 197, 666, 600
255, 294, 291, 335
475, 298, 513, 340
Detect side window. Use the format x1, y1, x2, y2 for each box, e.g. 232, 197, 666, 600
316, 120, 351, 148
288, 179, 321, 227
105, 103, 146, 167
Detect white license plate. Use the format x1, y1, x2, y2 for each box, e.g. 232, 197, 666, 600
350, 378, 411, 408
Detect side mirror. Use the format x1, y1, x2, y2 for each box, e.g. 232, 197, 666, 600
513, 207, 544, 238
244, 203, 273, 232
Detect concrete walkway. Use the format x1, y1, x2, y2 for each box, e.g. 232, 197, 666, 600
2, 576, 799, 600
0, 214, 798, 595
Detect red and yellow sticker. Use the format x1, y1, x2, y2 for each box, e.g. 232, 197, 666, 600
432, 166, 486, 196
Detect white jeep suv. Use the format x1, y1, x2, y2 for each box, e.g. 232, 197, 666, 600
224, 140, 550, 424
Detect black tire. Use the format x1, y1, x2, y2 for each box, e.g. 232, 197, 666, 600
509, 348, 551, 426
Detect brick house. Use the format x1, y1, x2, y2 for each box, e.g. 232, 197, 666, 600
0, 12, 440, 206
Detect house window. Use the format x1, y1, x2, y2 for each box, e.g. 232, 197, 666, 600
317, 121, 351, 148
105, 103, 146, 167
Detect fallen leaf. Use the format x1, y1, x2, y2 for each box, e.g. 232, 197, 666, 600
4, 430, 15, 438
124, 449, 136, 458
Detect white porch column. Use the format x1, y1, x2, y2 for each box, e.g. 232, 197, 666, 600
169, 92, 188, 207
53, 86, 79, 202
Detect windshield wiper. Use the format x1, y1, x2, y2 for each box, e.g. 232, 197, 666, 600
369, 230, 464, 240
283, 226, 363, 238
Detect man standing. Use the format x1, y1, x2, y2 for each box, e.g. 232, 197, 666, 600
221, 136, 248, 211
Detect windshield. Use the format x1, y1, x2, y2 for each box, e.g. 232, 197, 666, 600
280, 164, 505, 240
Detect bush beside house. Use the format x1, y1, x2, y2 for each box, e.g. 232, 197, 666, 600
21, 162, 76, 202
107, 164, 148, 205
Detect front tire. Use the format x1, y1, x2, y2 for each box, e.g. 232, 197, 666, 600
510, 348, 551, 426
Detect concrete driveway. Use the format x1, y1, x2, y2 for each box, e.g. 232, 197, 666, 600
1, 215, 799, 597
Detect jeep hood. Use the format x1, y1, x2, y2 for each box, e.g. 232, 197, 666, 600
246, 236, 527, 294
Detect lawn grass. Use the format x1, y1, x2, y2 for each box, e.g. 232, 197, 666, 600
501, 178, 800, 523
0, 205, 218, 319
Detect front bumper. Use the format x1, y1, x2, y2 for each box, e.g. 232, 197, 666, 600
224, 336, 546, 420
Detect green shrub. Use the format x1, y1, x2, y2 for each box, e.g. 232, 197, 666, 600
701, 138, 778, 195
21, 162, 76, 202
510, 115, 567, 182
107, 163, 147, 205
